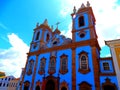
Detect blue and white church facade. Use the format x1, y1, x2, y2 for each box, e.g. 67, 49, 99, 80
19, 2, 119, 90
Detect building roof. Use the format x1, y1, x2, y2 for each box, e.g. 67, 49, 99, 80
105, 39, 120, 46
0, 71, 6, 77
0, 75, 14, 79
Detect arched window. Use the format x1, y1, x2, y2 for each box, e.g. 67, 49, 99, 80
46, 33, 50, 42
7, 83, 8, 87
80, 55, 88, 70
35, 31, 40, 41
38, 57, 46, 75
27, 60, 34, 75
3, 83, 5, 87
78, 51, 90, 74
79, 16, 85, 27
24, 81, 30, 90
8, 78, 11, 81
103, 62, 110, 70
79, 82, 91, 90
60, 54, 68, 74
48, 56, 56, 74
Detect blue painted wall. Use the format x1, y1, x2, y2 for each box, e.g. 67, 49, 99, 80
33, 49, 72, 89
57, 49, 72, 90
75, 29, 90, 42
33, 52, 50, 89
76, 45, 95, 90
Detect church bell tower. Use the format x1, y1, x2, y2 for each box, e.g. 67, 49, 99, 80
71, 1, 97, 42
71, 2, 101, 90
30, 19, 52, 52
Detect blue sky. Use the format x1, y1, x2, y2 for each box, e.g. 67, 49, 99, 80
0, 0, 64, 48
0, 0, 120, 77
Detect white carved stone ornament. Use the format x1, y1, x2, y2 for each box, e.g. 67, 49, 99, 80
87, 1, 90, 7
43, 19, 48, 26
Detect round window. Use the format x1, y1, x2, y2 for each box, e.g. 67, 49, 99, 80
53, 41, 57, 45
80, 33, 85, 38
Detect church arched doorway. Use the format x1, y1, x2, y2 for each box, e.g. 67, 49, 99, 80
45, 80, 55, 90
24, 86, 29, 90
103, 85, 115, 90
61, 87, 67, 90
102, 78, 117, 90
35, 85, 40, 90
24, 81, 30, 90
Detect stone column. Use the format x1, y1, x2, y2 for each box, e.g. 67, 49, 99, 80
92, 46, 100, 90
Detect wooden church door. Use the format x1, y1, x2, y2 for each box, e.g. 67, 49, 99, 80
103, 85, 115, 90
45, 80, 55, 90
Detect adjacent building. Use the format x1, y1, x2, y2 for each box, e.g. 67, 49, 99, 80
0, 76, 15, 90
8, 78, 19, 90
19, 2, 119, 90
106, 39, 120, 89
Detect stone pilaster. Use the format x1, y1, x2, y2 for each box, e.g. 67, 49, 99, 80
92, 46, 100, 90
72, 47, 76, 90
30, 55, 39, 90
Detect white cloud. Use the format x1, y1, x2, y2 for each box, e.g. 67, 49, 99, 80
60, 7, 71, 18
59, 0, 120, 47
0, 33, 29, 78
61, 22, 72, 38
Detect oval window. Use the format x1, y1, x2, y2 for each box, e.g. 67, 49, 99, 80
80, 33, 85, 38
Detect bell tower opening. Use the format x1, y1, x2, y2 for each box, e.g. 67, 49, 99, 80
35, 31, 40, 40
46, 33, 50, 42
79, 16, 85, 27
45, 80, 55, 90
